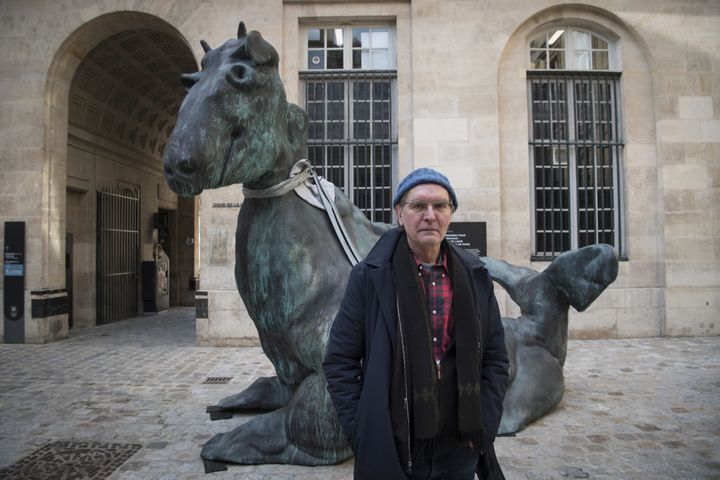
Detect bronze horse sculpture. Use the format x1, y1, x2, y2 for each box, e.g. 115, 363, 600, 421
163, 22, 618, 469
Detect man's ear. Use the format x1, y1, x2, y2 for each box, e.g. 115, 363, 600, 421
286, 103, 308, 158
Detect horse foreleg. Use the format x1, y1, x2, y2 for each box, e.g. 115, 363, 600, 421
207, 376, 293, 420
498, 345, 564, 435
201, 372, 351, 467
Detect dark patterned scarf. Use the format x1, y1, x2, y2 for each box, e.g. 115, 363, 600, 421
392, 233, 483, 443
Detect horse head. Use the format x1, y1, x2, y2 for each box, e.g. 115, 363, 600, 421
164, 22, 308, 196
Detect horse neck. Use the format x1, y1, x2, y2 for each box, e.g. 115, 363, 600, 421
244, 150, 300, 191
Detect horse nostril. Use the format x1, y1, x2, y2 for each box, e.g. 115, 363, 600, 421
164, 164, 174, 177
230, 126, 243, 142
178, 160, 195, 176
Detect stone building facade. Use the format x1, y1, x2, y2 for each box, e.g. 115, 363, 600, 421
0, 0, 717, 344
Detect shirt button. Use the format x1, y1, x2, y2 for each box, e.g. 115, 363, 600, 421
433, 337, 437, 342
432, 282, 436, 286
432, 310, 437, 315
418, 272, 422, 277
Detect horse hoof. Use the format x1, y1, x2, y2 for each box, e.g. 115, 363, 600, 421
203, 459, 228, 473
206, 405, 234, 420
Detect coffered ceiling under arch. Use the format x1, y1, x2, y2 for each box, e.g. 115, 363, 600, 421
69, 29, 198, 162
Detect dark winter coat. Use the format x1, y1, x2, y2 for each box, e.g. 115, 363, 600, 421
323, 228, 509, 479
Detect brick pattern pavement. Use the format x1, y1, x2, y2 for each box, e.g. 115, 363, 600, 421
0, 307, 718, 479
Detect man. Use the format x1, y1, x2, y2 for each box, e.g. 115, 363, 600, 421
323, 168, 509, 480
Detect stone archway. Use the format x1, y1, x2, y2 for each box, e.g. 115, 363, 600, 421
46, 12, 198, 327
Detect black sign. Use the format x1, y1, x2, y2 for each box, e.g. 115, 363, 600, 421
446, 222, 487, 258
4, 221, 25, 343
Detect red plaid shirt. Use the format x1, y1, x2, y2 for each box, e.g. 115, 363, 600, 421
412, 248, 453, 367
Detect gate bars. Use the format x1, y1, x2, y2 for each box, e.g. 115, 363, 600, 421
96, 188, 140, 324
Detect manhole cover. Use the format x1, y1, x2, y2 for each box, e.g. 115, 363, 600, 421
0, 440, 141, 480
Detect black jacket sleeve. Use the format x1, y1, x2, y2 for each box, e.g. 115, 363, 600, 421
479, 270, 510, 438
323, 264, 367, 447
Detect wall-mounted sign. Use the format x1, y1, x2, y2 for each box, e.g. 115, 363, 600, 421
4, 221, 25, 343
446, 222, 487, 258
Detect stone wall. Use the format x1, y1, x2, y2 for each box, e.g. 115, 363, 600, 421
0, 0, 717, 343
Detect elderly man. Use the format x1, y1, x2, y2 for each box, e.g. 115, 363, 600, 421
323, 168, 509, 480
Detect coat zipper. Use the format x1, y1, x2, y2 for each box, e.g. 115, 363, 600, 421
396, 297, 412, 475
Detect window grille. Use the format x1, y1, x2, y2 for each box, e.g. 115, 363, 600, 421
301, 24, 397, 223
528, 70, 624, 259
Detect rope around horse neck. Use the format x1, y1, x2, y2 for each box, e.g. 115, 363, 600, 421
241, 159, 362, 266
242, 160, 312, 199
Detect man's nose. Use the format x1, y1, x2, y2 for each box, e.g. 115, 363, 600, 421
421, 205, 438, 220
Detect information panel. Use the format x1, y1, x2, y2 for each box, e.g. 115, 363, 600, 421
446, 222, 487, 258
4, 221, 25, 343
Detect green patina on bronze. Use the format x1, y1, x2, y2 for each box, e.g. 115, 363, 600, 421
162, 20, 618, 470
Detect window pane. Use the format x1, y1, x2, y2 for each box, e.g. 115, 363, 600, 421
327, 50, 343, 69
372, 29, 389, 48
548, 50, 565, 69
354, 122, 370, 138
327, 146, 346, 188
328, 102, 344, 120
592, 35, 608, 49
308, 29, 324, 48
328, 121, 344, 139
574, 50, 591, 70
354, 102, 370, 120
352, 50, 362, 69
327, 28, 344, 48
530, 33, 548, 49
530, 50, 547, 69
373, 81, 391, 100
308, 50, 324, 69
307, 82, 324, 101
373, 121, 390, 139
354, 81, 370, 100
533, 101, 549, 121
361, 50, 371, 69
352, 28, 368, 48
373, 101, 390, 120
327, 82, 344, 100
572, 30, 592, 50
592, 51, 609, 70
371, 50, 389, 69
548, 30, 565, 48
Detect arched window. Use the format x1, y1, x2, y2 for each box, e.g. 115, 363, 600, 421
527, 27, 625, 259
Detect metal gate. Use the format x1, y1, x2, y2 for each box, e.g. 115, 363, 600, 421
96, 188, 140, 324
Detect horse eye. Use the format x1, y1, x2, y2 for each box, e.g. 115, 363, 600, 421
226, 64, 256, 89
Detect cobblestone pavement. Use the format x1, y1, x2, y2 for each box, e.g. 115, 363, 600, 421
0, 307, 718, 479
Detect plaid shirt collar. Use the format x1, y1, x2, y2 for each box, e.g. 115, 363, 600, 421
410, 244, 453, 364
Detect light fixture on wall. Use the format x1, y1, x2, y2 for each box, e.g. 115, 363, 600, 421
549, 29, 564, 46
334, 28, 343, 47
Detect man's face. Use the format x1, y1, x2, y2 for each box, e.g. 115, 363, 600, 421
395, 183, 453, 256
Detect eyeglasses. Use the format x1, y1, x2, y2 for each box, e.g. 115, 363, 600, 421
402, 200, 455, 214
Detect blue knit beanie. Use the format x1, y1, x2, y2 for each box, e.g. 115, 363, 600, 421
392, 168, 458, 210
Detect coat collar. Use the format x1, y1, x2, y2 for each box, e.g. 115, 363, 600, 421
365, 227, 485, 273
364, 228, 403, 269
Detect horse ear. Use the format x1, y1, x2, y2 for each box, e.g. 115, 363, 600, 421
238, 21, 247, 39
246, 31, 279, 67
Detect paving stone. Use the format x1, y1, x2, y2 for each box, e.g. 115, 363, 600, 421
1, 307, 719, 479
